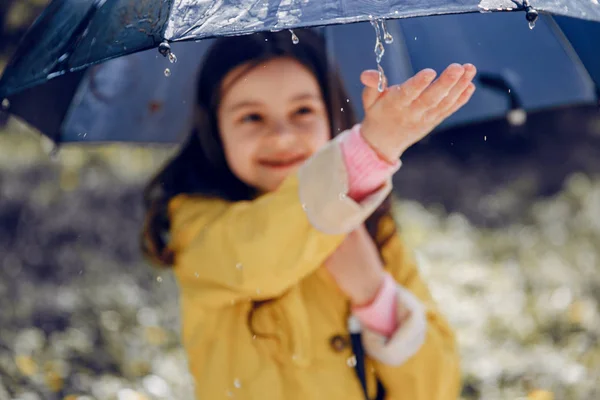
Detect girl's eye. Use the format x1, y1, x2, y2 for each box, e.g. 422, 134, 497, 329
295, 107, 314, 116
241, 113, 263, 123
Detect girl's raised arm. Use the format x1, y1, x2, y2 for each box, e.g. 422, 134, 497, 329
168, 133, 393, 307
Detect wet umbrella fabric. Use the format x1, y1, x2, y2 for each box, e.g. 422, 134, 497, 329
1, 0, 600, 98
1, 10, 599, 144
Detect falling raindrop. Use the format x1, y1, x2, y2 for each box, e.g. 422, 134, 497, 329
168, 52, 177, 63
370, 19, 388, 93
157, 276, 163, 283
234, 379, 242, 389
194, 272, 199, 278
236, 263, 243, 270
346, 99, 350, 103
1, 98, 9, 110
381, 20, 394, 44
289, 29, 299, 44
301, 203, 307, 211
528, 20, 536, 30
340, 107, 344, 112
347, 355, 357, 367
377, 64, 386, 93
164, 68, 171, 77
484, 136, 487, 141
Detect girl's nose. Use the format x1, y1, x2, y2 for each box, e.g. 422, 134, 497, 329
271, 121, 292, 137
266, 121, 297, 147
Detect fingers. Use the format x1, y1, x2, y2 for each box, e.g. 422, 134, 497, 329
409, 63, 466, 114
361, 70, 386, 110
397, 302, 412, 326
432, 64, 477, 114
385, 68, 437, 108
429, 82, 476, 126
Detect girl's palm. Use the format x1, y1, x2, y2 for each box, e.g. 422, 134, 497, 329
360, 63, 477, 163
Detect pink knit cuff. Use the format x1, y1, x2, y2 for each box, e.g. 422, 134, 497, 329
352, 272, 398, 337
340, 124, 400, 202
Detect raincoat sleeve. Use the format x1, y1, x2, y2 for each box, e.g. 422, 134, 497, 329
168, 134, 393, 307
362, 232, 461, 400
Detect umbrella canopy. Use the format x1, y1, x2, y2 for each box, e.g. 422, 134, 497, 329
1, 0, 599, 98
1, 10, 599, 144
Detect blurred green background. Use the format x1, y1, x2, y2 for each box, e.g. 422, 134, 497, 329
1, 2, 599, 400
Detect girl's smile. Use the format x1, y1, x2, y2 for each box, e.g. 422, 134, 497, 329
257, 152, 310, 170
217, 57, 331, 193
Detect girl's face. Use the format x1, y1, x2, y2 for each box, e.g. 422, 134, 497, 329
217, 57, 331, 193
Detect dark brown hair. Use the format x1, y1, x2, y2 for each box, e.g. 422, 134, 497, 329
141, 29, 395, 328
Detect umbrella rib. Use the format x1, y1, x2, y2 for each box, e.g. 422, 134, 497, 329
544, 15, 600, 102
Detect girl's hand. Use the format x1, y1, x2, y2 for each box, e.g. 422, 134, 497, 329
360, 63, 477, 162
324, 226, 385, 306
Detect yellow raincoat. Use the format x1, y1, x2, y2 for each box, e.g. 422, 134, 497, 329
168, 135, 461, 399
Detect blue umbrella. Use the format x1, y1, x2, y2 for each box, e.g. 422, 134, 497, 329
0, 1, 599, 143
0, 0, 599, 100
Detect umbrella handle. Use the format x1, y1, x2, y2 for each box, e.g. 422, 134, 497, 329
477, 72, 524, 111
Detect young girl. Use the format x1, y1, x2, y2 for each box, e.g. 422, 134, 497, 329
142, 29, 476, 400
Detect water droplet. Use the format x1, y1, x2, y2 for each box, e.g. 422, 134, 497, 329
194, 272, 199, 278
381, 20, 394, 44
339, 193, 347, 200
233, 379, 242, 388
377, 64, 386, 93
289, 29, 299, 44
370, 19, 385, 63
168, 52, 177, 63
414, 36, 418, 41
256, 288, 261, 294
236, 263, 243, 270
374, 42, 385, 64
301, 203, 307, 211
484, 136, 487, 141
164, 68, 171, 77
346, 99, 350, 103
528, 20, 536, 30
157, 276, 163, 283
340, 107, 344, 112
347, 355, 357, 367
1, 98, 9, 109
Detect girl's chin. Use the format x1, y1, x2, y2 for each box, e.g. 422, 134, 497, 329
255, 166, 301, 193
